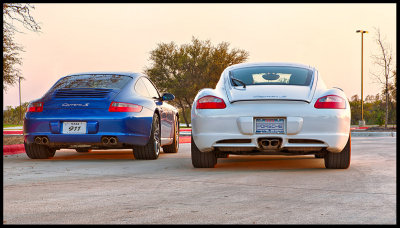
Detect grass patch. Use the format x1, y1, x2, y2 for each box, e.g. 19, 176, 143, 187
3, 124, 23, 128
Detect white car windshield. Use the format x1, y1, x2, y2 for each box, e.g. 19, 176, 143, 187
229, 66, 313, 87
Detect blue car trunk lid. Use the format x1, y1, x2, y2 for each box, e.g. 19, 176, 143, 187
44, 88, 120, 109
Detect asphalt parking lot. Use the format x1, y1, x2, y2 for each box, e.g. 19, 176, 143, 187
3, 136, 396, 224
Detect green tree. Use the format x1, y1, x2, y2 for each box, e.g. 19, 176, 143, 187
387, 70, 396, 126
3, 102, 29, 125
349, 91, 396, 127
3, 3, 41, 91
349, 94, 361, 125
145, 37, 249, 126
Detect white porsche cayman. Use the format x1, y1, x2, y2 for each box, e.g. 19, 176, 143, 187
191, 62, 351, 169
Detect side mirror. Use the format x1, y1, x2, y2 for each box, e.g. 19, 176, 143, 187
161, 93, 175, 101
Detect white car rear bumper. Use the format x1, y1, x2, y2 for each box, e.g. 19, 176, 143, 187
191, 101, 350, 153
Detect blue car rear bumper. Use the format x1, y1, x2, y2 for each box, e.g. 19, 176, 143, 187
24, 109, 153, 147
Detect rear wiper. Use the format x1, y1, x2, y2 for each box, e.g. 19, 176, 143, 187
229, 72, 246, 88
232, 77, 246, 88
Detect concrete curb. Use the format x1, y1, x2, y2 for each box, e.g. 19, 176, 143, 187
180, 131, 397, 137
4, 129, 396, 137
351, 132, 396, 137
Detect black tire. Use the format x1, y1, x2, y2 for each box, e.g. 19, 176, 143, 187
314, 153, 324, 158
48, 148, 56, 158
133, 113, 161, 160
24, 142, 56, 159
324, 134, 351, 169
76, 148, 90, 153
191, 135, 217, 168
162, 116, 179, 153
216, 152, 229, 158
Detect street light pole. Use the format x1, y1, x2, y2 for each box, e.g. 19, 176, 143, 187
356, 30, 368, 126
18, 76, 22, 123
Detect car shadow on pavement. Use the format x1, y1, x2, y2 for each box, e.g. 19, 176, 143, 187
214, 155, 327, 170
47, 149, 140, 161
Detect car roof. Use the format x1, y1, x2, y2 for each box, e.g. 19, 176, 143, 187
65, 72, 143, 78
226, 62, 315, 71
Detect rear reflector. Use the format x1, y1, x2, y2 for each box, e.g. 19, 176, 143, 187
196, 95, 226, 109
109, 102, 143, 112
314, 95, 346, 109
27, 102, 44, 112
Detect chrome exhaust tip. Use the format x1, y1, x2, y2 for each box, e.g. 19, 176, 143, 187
34, 137, 42, 144
41, 137, 49, 145
109, 137, 117, 145
259, 138, 281, 150
102, 137, 110, 145
270, 139, 279, 147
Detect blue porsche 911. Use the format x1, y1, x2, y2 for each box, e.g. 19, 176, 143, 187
23, 72, 179, 160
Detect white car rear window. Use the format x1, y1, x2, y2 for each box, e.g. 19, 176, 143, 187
230, 66, 313, 86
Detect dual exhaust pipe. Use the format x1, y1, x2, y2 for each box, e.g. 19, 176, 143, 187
102, 136, 118, 145
259, 138, 281, 150
35, 136, 118, 146
34, 136, 49, 145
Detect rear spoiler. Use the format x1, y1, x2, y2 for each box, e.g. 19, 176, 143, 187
230, 99, 310, 104
332, 87, 344, 92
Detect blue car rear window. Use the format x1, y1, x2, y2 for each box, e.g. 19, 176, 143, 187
51, 74, 132, 90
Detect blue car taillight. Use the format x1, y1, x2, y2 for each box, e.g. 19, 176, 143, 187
109, 102, 143, 112
27, 102, 44, 112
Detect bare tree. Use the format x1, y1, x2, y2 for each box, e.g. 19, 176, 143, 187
3, 3, 41, 91
370, 28, 395, 129
3, 3, 41, 33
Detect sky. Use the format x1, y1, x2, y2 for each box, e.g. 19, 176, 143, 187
3, 3, 397, 110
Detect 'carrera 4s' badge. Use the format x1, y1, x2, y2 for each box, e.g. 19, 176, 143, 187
62, 103, 89, 107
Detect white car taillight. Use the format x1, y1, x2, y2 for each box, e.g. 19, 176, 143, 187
109, 102, 143, 112
27, 102, 44, 112
314, 95, 346, 109
196, 95, 227, 109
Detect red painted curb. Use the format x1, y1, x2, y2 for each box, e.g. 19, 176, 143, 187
3, 130, 23, 135
350, 127, 369, 130
3, 144, 25, 155
179, 129, 191, 132
179, 136, 191, 144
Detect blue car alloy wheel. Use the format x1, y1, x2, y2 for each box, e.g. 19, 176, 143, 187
133, 113, 161, 160
23, 72, 179, 159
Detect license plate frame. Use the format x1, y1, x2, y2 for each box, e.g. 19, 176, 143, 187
62, 122, 87, 134
254, 118, 286, 134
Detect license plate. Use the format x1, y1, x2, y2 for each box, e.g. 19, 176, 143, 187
255, 118, 285, 134
62, 122, 87, 134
